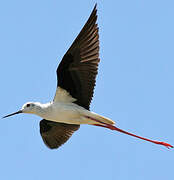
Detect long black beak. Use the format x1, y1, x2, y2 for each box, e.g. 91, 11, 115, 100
2, 110, 23, 119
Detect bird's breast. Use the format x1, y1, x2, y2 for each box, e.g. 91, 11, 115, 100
42, 102, 83, 124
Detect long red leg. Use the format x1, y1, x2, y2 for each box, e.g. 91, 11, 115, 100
85, 116, 173, 149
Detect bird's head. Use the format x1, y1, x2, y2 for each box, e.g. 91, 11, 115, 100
22, 102, 41, 113
2, 102, 42, 118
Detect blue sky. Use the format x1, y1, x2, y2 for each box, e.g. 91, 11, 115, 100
0, 0, 174, 180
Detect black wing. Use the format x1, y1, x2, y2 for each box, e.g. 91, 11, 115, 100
40, 119, 80, 149
56, 4, 99, 110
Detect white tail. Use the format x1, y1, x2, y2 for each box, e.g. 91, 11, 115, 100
85, 112, 115, 125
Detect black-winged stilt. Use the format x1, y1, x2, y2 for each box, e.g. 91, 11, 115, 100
3, 4, 173, 149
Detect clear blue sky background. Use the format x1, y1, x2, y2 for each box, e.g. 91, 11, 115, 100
0, 0, 174, 180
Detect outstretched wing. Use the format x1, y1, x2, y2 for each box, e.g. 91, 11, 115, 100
40, 119, 80, 149
55, 4, 99, 110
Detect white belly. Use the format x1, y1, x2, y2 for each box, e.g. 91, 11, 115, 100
41, 102, 90, 124
37, 101, 115, 125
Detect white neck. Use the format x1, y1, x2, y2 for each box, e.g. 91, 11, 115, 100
30, 102, 53, 119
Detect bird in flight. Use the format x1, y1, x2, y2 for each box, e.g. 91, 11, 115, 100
3, 4, 173, 149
